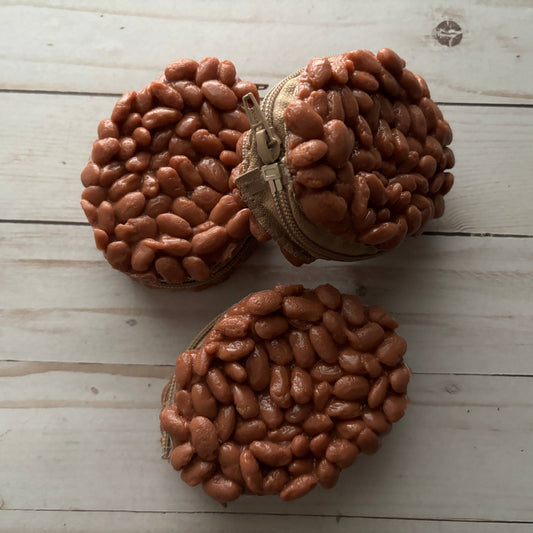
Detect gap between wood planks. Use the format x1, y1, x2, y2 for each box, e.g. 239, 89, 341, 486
2, 218, 533, 240
1, 508, 532, 525
2, 87, 533, 108
1, 360, 532, 379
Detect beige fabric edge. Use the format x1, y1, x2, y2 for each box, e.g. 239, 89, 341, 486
160, 312, 224, 459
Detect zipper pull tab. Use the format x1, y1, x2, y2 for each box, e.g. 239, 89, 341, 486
242, 92, 281, 164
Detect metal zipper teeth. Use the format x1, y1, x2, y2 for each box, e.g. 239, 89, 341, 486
261, 71, 374, 262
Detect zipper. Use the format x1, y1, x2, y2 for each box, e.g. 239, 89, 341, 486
242, 81, 377, 263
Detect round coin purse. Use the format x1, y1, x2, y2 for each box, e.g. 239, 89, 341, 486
233, 48, 455, 266
80, 57, 261, 289
160, 284, 410, 502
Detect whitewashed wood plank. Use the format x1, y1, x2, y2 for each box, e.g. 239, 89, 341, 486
0, 1, 532, 103
1, 224, 532, 374
1, 92, 532, 234
0, 361, 168, 408
0, 511, 530, 533
0, 373, 531, 521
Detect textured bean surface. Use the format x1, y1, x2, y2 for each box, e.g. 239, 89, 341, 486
160, 284, 409, 501
237, 49, 454, 258
80, 57, 255, 287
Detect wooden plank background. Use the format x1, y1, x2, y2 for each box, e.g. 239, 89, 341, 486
0, 0, 532, 531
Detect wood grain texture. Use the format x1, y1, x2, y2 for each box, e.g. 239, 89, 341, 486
1, 1, 533, 529
1, 224, 532, 375
0, 371, 531, 522
1, 1, 532, 103
0, 511, 531, 533
1, 92, 532, 234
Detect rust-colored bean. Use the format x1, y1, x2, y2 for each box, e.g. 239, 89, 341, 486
305, 57, 332, 88
308, 325, 338, 364
383, 395, 408, 422
250, 440, 293, 467
201, 80, 238, 111
312, 381, 333, 411
214, 405, 236, 442
367, 375, 389, 408
311, 362, 343, 383
363, 354, 384, 378
280, 474, 318, 501
333, 375, 370, 401
97, 119, 119, 140
111, 91, 136, 123
225, 208, 250, 240
189, 416, 219, 460
288, 367, 313, 404
255, 316, 289, 340
181, 458, 216, 487
400, 68, 423, 100
175, 390, 194, 419
288, 139, 329, 169
290, 434, 310, 458
295, 164, 336, 188
268, 424, 302, 443
234, 419, 267, 444
223, 362, 247, 383
218, 442, 244, 484
245, 290, 282, 315
282, 296, 325, 322
262, 468, 290, 495
356, 427, 380, 454
195, 56, 219, 86
368, 306, 398, 329
376, 48, 404, 76
217, 338, 255, 362
325, 439, 359, 468
288, 458, 314, 476
336, 419, 365, 440
346, 322, 385, 352
175, 112, 203, 137
241, 347, 269, 392
309, 432, 331, 458
165, 58, 199, 81
320, 311, 345, 345
122, 112, 142, 134
160, 405, 189, 442
270, 365, 292, 408
316, 458, 339, 489
202, 475, 242, 503
154, 256, 187, 283
375, 334, 407, 366
302, 413, 334, 436
323, 119, 354, 169
206, 368, 233, 403
170, 442, 194, 471
259, 394, 284, 429
287, 330, 315, 369
362, 409, 391, 435
337, 348, 365, 374
325, 398, 362, 419
93, 228, 109, 251
284, 99, 324, 140
232, 383, 259, 419
191, 383, 218, 419
174, 350, 193, 390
